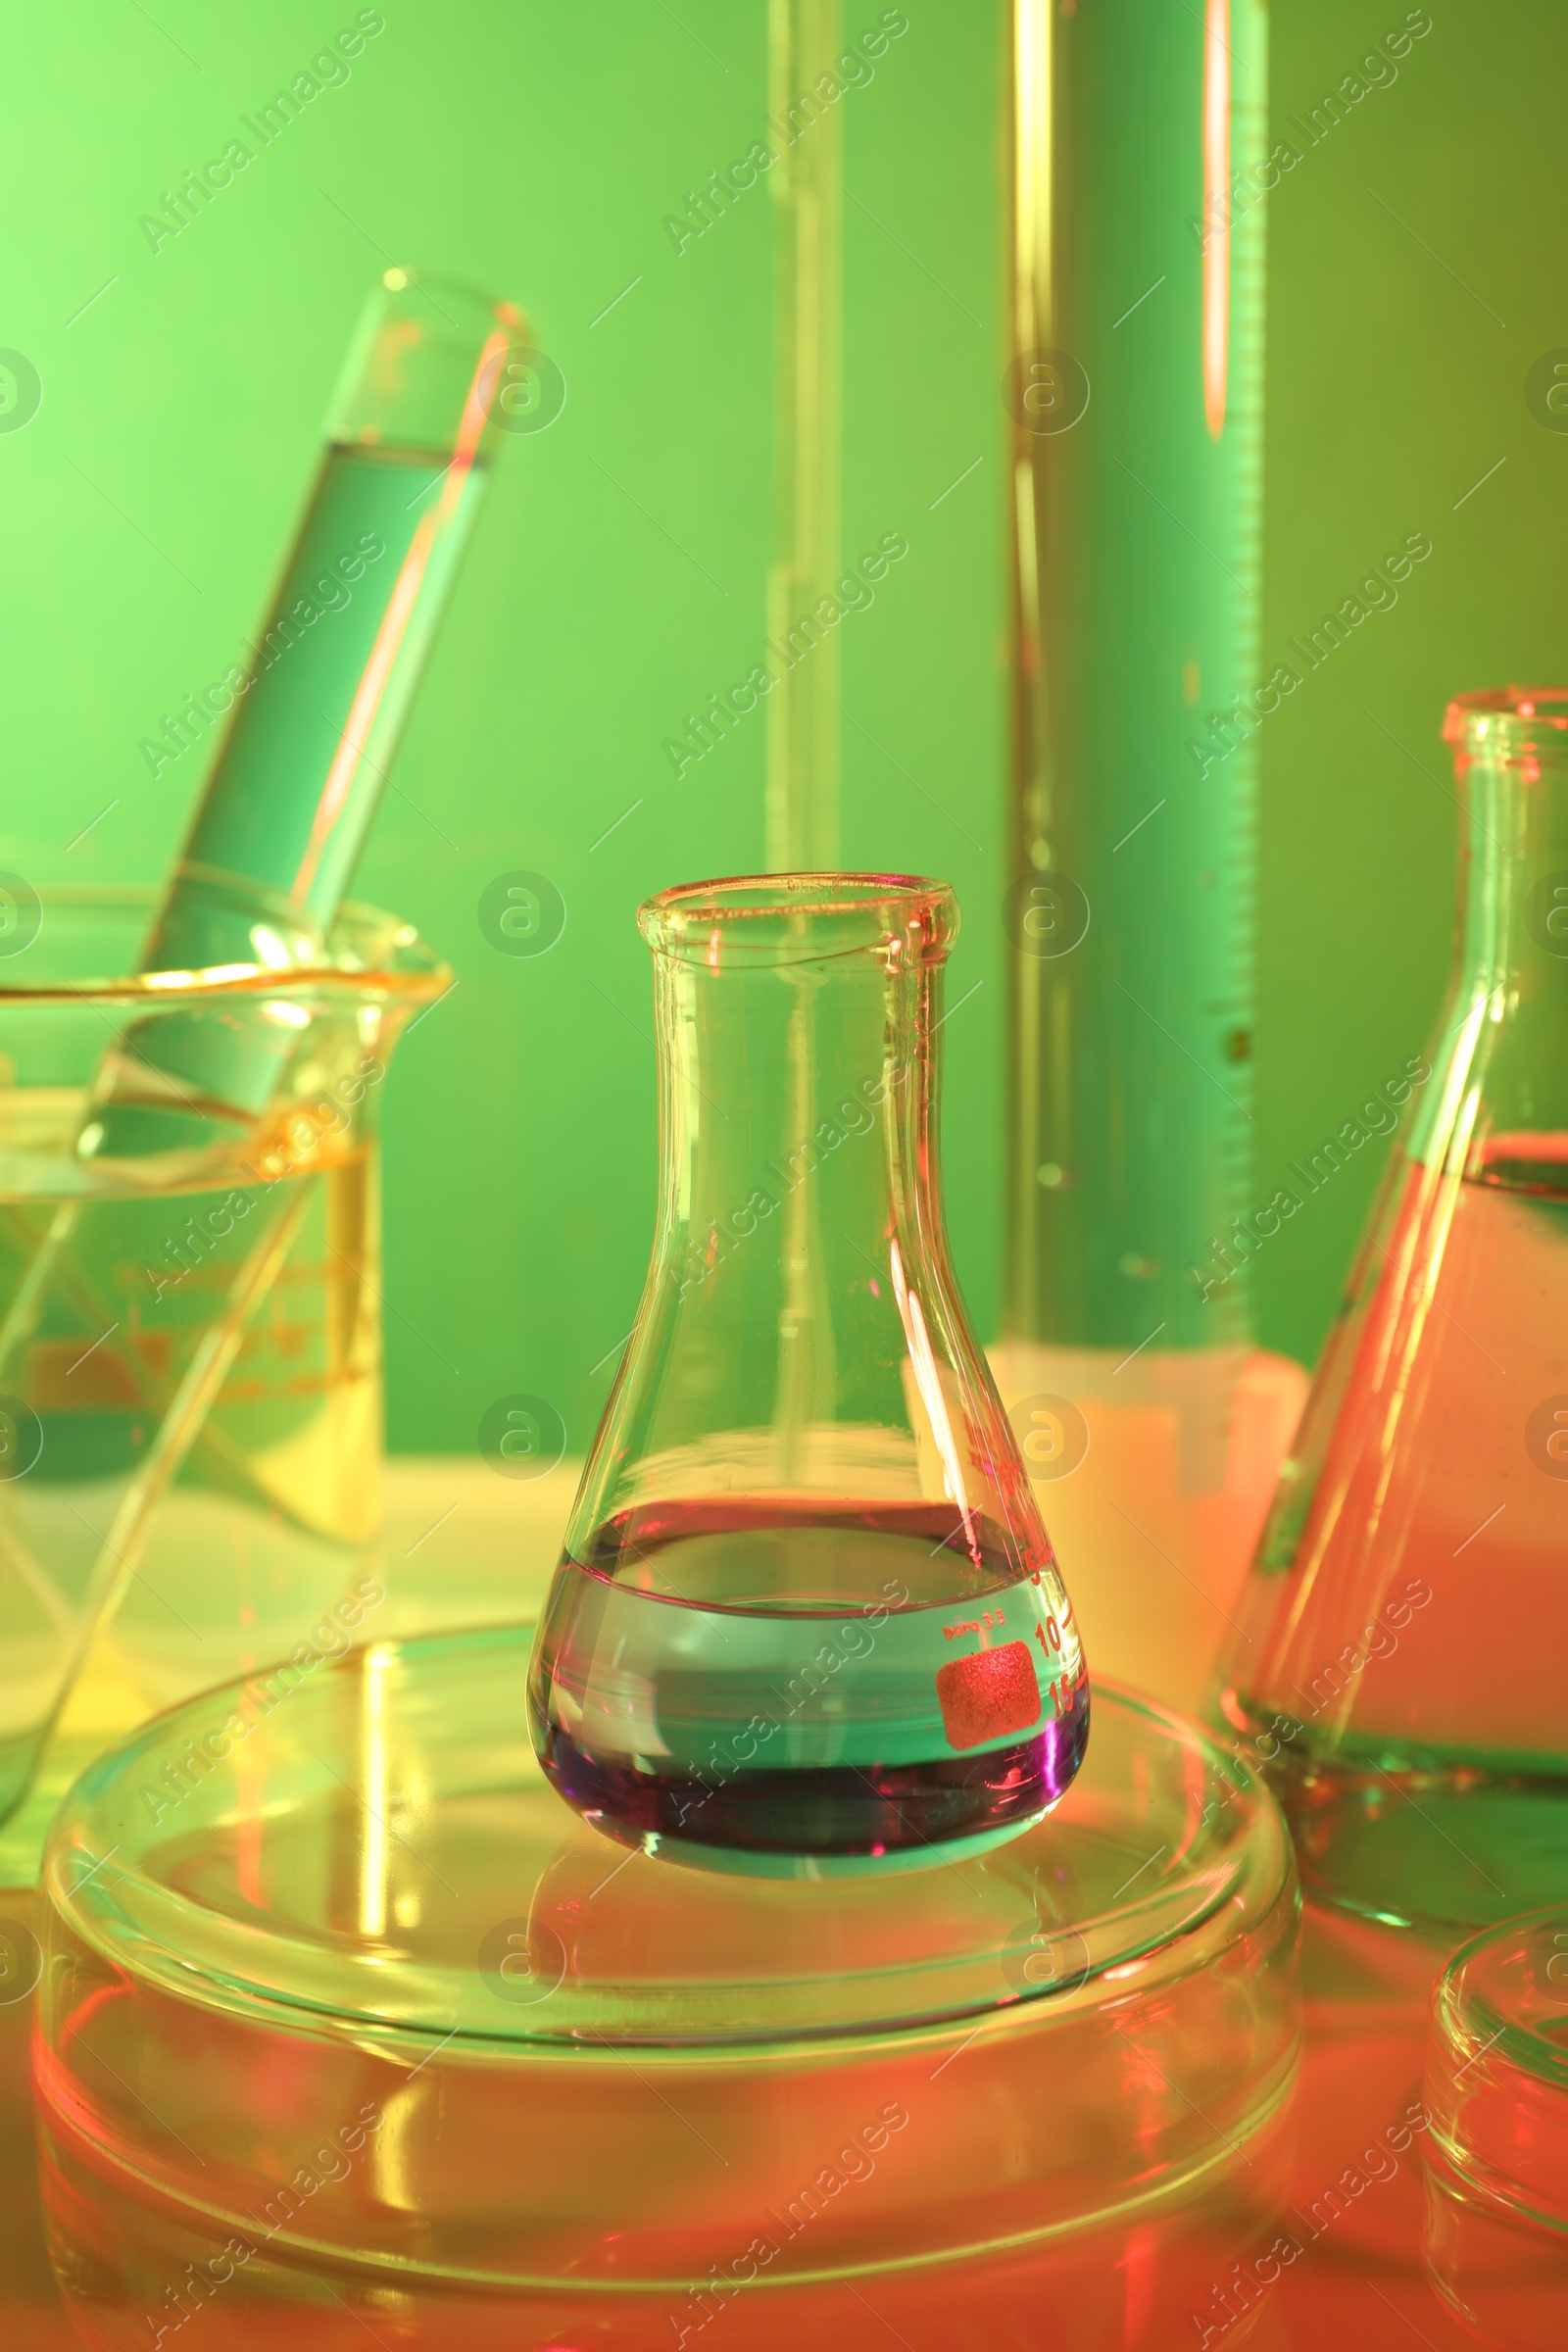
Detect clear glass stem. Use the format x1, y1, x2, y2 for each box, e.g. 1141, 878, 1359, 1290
766, 0, 843, 873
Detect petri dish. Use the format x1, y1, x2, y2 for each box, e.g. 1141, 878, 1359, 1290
1424, 1907, 1568, 2349
0, 1456, 570, 1893
35, 1629, 1300, 2349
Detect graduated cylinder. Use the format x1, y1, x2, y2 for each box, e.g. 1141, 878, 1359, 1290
993, 0, 1305, 1713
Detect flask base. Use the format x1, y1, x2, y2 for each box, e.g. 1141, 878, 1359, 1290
528, 1513, 1090, 1878
584, 1809, 1056, 1882
1220, 1692, 1568, 1937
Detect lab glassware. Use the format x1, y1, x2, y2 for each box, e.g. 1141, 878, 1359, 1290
992, 0, 1306, 1717
1216, 688, 1568, 1936
86, 268, 523, 1166
528, 875, 1089, 1877
1424, 1907, 1568, 2348
34, 1628, 1297, 2349
0, 891, 444, 1828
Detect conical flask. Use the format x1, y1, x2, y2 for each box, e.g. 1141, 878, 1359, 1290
1215, 688, 1568, 1936
528, 874, 1088, 1878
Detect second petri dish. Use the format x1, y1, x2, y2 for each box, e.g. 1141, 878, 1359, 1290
35, 1627, 1300, 2349
1424, 1907, 1568, 2349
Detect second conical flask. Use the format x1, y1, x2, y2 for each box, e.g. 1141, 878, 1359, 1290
528, 875, 1089, 1876
1215, 689, 1568, 1935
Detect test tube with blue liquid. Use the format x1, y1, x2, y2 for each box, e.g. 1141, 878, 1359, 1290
83, 268, 526, 1164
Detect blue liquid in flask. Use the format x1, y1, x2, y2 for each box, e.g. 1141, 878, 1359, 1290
528, 1500, 1090, 1878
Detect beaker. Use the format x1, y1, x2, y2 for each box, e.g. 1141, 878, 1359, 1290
1215, 688, 1568, 1935
0, 888, 445, 1830
528, 875, 1088, 1877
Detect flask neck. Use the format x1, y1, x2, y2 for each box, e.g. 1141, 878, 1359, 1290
567, 874, 1051, 1583
1451, 698, 1568, 989
654, 945, 941, 1279
1411, 694, 1568, 1173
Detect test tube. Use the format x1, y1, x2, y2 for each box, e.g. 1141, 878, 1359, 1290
991, 0, 1306, 1711
82, 268, 526, 1162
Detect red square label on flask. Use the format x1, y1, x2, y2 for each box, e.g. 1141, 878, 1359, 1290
935, 1642, 1042, 1751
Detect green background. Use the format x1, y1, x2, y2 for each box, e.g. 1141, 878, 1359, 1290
2, 1, 1560, 1454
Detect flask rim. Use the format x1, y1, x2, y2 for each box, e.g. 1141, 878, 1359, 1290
638, 870, 958, 966
1444, 685, 1568, 756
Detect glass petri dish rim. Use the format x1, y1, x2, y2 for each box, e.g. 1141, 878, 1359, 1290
0, 887, 450, 1011
1432, 1903, 1568, 2099
40, 1627, 1296, 2056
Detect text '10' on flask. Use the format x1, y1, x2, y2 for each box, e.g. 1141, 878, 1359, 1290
1216, 689, 1568, 1936
528, 875, 1089, 1878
